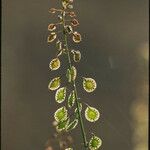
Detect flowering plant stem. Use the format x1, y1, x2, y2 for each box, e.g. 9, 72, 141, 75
48, 0, 102, 149
62, 10, 88, 149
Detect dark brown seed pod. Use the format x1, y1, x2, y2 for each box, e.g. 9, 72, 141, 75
71, 19, 79, 26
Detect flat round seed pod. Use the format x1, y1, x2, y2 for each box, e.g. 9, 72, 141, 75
56, 118, 70, 132
48, 77, 60, 91
83, 77, 97, 93
66, 66, 77, 82
68, 90, 75, 108
71, 50, 81, 62
55, 87, 66, 103
68, 11, 76, 17
54, 106, 68, 122
89, 135, 102, 150
72, 32, 82, 43
65, 148, 73, 150
65, 25, 73, 34
47, 32, 57, 43
85, 106, 100, 122
48, 23, 56, 31
66, 119, 78, 131
49, 58, 60, 70
70, 66, 77, 81
67, 4, 73, 9
71, 19, 79, 26
56, 40, 62, 51
49, 8, 56, 14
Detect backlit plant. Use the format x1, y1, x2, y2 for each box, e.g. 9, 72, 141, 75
47, 0, 102, 149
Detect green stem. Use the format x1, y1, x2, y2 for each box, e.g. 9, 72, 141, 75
62, 10, 88, 149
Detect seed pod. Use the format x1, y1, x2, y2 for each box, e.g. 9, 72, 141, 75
49, 8, 56, 14
47, 32, 57, 43
68, 90, 75, 108
48, 77, 60, 91
83, 77, 97, 93
69, 11, 76, 17
71, 50, 81, 62
71, 19, 79, 26
56, 40, 62, 51
48, 23, 56, 31
65, 25, 73, 34
49, 58, 60, 70
56, 118, 70, 131
55, 87, 66, 103
66, 66, 77, 82
66, 69, 72, 82
88, 135, 102, 150
66, 119, 78, 131
67, 4, 73, 9
54, 106, 68, 122
72, 32, 82, 43
65, 148, 73, 150
85, 106, 100, 122
56, 50, 63, 57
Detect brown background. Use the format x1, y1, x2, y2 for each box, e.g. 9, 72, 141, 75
1, 0, 148, 149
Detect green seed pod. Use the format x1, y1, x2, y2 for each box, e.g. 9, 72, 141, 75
85, 106, 100, 122
66, 119, 78, 131
48, 77, 60, 91
56, 118, 70, 132
54, 106, 68, 122
49, 58, 60, 70
89, 135, 102, 150
66, 66, 77, 82
83, 77, 97, 93
68, 90, 75, 108
55, 87, 66, 103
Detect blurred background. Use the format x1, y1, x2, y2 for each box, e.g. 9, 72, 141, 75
1, 0, 149, 149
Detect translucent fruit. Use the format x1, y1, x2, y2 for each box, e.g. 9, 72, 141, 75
48, 77, 60, 91
49, 58, 60, 70
89, 135, 102, 150
85, 106, 100, 122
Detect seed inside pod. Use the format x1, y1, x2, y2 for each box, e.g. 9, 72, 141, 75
48, 24, 56, 31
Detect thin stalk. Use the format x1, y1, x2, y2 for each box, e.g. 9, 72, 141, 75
62, 10, 88, 149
